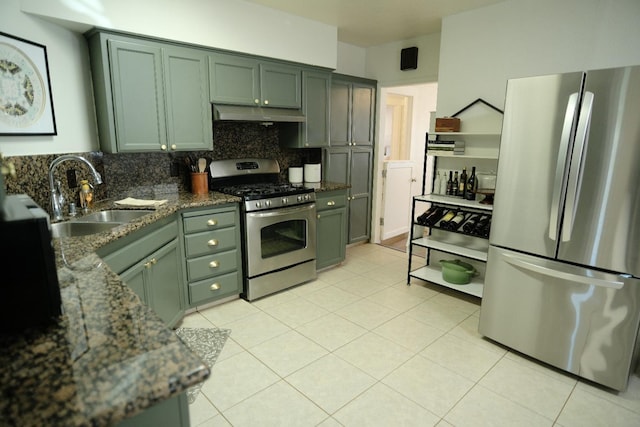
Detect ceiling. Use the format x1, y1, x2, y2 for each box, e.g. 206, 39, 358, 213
243, 0, 506, 47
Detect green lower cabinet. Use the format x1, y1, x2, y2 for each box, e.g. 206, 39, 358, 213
115, 392, 190, 427
98, 217, 184, 327
316, 190, 348, 269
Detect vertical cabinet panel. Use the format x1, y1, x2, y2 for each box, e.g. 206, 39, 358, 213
302, 70, 330, 147
164, 48, 212, 150
260, 62, 301, 108
330, 80, 351, 146
351, 85, 375, 145
108, 40, 167, 152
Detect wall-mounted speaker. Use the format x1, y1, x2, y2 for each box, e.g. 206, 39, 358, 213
400, 47, 418, 70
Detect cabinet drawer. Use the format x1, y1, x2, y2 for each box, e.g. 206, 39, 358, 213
184, 227, 236, 257
316, 191, 347, 211
186, 249, 238, 282
183, 210, 236, 233
189, 271, 240, 304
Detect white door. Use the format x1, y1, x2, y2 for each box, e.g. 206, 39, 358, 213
381, 160, 415, 240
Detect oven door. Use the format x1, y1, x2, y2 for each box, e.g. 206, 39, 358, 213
245, 203, 316, 278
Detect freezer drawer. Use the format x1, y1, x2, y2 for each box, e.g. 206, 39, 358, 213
479, 246, 640, 391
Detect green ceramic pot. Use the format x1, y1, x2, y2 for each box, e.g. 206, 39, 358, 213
440, 259, 476, 285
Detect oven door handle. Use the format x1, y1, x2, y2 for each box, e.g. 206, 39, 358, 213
246, 203, 316, 219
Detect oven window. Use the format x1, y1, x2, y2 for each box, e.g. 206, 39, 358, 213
260, 219, 307, 259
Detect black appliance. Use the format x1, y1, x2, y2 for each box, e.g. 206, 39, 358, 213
0, 194, 62, 331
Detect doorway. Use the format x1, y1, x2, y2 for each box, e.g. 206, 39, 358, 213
373, 83, 438, 251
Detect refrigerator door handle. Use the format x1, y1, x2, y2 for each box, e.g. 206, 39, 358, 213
549, 93, 580, 241
502, 253, 624, 289
562, 91, 594, 242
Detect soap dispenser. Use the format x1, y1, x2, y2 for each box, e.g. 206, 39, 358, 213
79, 179, 94, 212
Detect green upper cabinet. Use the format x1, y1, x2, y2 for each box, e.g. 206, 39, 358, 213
209, 53, 301, 108
330, 76, 376, 147
86, 31, 212, 153
281, 69, 331, 148
164, 47, 213, 151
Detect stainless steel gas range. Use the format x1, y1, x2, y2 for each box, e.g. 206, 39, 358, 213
209, 158, 317, 301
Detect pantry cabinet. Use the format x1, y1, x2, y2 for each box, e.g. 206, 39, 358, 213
407, 132, 501, 298
316, 189, 348, 269
86, 31, 212, 153
325, 74, 376, 244
208, 53, 301, 108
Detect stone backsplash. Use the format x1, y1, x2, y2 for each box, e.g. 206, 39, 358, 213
2, 122, 321, 215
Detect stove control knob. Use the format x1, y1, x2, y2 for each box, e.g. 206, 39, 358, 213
256, 202, 262, 208
265, 200, 271, 207
282, 197, 288, 204
304, 194, 310, 201
297, 195, 303, 202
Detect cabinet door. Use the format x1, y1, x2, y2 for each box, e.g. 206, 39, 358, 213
260, 62, 301, 108
316, 207, 347, 269
348, 147, 373, 243
164, 47, 212, 151
148, 239, 183, 327
324, 147, 350, 185
301, 70, 330, 147
351, 84, 375, 146
330, 80, 351, 146
120, 261, 148, 304
108, 40, 167, 152
209, 53, 260, 106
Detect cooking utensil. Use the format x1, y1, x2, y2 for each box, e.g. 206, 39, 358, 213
198, 158, 207, 173
440, 259, 477, 284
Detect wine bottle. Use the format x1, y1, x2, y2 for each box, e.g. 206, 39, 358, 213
447, 211, 467, 230
462, 213, 481, 233
433, 172, 441, 195
459, 168, 467, 198
424, 206, 446, 226
481, 218, 492, 238
439, 172, 448, 195
438, 209, 456, 228
474, 215, 490, 236
446, 171, 453, 195
417, 206, 438, 225
453, 171, 459, 196
465, 166, 477, 201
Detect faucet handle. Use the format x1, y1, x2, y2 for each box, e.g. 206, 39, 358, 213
55, 179, 65, 205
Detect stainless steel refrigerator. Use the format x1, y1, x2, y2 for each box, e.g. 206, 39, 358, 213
479, 65, 640, 391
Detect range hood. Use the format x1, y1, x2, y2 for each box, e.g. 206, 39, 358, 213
213, 104, 305, 123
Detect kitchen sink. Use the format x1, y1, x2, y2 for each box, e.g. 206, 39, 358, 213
80, 209, 151, 223
51, 221, 122, 238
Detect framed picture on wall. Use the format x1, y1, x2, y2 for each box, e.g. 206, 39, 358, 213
0, 31, 57, 136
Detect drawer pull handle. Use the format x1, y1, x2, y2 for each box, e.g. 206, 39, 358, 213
207, 219, 218, 226
327, 201, 335, 206
209, 260, 220, 268
207, 239, 219, 247
210, 283, 221, 291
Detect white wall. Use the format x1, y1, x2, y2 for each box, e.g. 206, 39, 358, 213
437, 0, 640, 131
0, 0, 338, 156
336, 42, 367, 77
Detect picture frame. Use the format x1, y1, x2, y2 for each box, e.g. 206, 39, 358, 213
0, 31, 57, 136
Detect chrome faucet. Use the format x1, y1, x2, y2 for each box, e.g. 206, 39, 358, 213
49, 155, 103, 221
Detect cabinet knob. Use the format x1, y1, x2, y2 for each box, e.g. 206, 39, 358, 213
209, 260, 219, 268
207, 218, 218, 226
160, 144, 167, 151
411, 178, 417, 182
171, 144, 177, 150
254, 99, 260, 104
207, 239, 219, 247
264, 99, 269, 105
327, 201, 335, 206
150, 258, 157, 265
210, 283, 221, 291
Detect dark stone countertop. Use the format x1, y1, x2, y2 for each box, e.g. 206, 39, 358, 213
0, 190, 240, 427
0, 183, 347, 426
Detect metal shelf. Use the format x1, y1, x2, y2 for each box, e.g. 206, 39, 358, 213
411, 236, 488, 261
414, 194, 494, 211
409, 265, 483, 298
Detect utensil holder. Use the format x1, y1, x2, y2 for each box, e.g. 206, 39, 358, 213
191, 172, 208, 194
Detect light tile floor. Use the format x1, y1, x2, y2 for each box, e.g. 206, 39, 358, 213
180, 243, 640, 427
